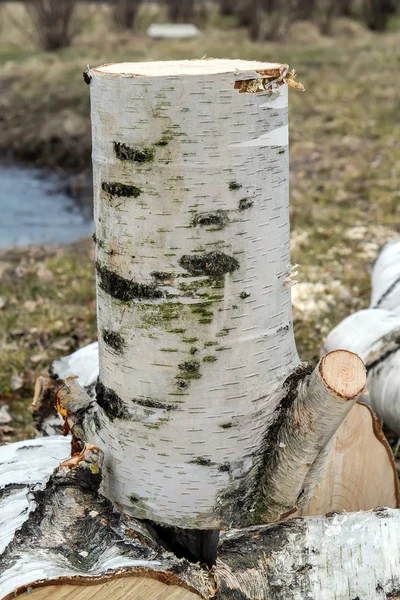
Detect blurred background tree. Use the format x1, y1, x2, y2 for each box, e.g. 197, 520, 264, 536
25, 0, 78, 50
11, 0, 400, 50
111, 0, 143, 29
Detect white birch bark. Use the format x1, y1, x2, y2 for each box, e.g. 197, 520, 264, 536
0, 438, 211, 600
216, 507, 400, 599
39, 59, 364, 529
88, 59, 297, 529
324, 239, 400, 433
1, 437, 399, 600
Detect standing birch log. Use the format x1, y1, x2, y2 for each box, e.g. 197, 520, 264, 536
53, 59, 364, 530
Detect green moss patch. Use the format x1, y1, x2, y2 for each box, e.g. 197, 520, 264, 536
203, 355, 217, 363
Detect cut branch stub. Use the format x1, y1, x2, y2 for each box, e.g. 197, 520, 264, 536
319, 349, 366, 399
256, 350, 366, 522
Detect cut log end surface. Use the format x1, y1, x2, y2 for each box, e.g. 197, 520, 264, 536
92, 59, 285, 77
14, 578, 199, 600
320, 350, 366, 399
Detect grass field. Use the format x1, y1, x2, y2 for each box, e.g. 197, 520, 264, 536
1, 3, 400, 440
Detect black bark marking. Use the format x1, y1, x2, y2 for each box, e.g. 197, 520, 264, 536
114, 142, 154, 163
179, 252, 240, 277
229, 181, 242, 191
96, 261, 164, 301
95, 380, 129, 420
102, 181, 142, 198
188, 457, 214, 466
220, 422, 233, 429
192, 211, 228, 230
218, 463, 231, 472
102, 329, 125, 353
238, 198, 254, 211
151, 271, 174, 281
367, 339, 400, 371
239, 291, 250, 299
92, 233, 105, 249
0, 483, 27, 500
176, 379, 189, 389
133, 397, 177, 411
373, 274, 400, 308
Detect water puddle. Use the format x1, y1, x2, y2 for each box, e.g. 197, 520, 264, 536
0, 163, 93, 249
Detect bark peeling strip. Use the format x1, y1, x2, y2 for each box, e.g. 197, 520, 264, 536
102, 182, 142, 198
179, 252, 240, 277
96, 261, 164, 301
102, 329, 125, 353
95, 380, 129, 420
114, 142, 155, 163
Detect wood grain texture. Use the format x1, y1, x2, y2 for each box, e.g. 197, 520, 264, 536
320, 350, 366, 399
297, 402, 399, 517
17, 578, 199, 600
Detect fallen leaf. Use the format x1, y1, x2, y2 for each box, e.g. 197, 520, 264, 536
37, 264, 54, 282
10, 373, 24, 391
51, 337, 73, 351
30, 353, 48, 364
23, 300, 37, 313
0, 425, 15, 438
0, 405, 12, 425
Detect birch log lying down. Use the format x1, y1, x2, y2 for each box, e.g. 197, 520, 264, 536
1, 437, 400, 600
324, 239, 400, 434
